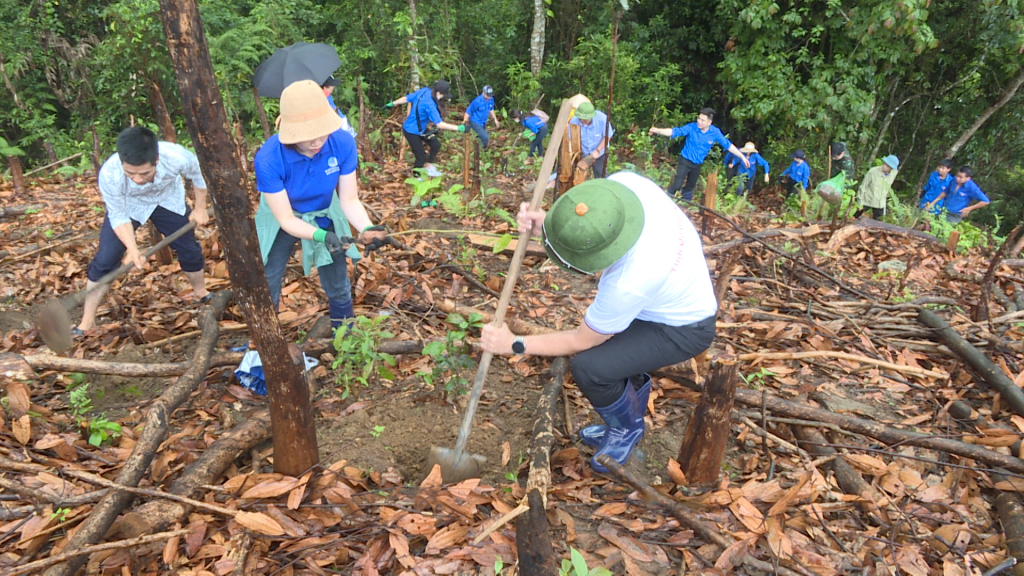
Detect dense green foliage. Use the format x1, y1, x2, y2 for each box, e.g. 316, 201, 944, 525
2, 0, 1023, 231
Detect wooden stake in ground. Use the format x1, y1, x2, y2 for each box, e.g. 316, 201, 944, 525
9, 155, 24, 195
158, 0, 319, 476
252, 86, 271, 140
677, 362, 737, 484
463, 131, 471, 189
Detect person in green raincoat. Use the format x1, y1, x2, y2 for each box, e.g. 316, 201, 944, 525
253, 80, 386, 328
854, 155, 899, 220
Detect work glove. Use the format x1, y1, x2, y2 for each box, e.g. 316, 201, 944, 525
578, 154, 596, 169
382, 102, 395, 111
359, 225, 389, 252
456, 124, 467, 133
322, 232, 351, 254
522, 129, 534, 140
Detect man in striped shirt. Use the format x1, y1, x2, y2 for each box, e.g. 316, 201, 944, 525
77, 127, 210, 333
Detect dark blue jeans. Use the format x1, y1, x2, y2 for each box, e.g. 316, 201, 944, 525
467, 121, 489, 149
87, 206, 204, 281
263, 226, 354, 326
529, 124, 548, 158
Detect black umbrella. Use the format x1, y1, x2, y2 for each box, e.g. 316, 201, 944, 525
252, 42, 341, 98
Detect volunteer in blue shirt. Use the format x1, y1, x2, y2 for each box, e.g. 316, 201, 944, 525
463, 85, 500, 149
779, 150, 811, 198
254, 80, 386, 329
929, 166, 991, 224
570, 102, 614, 178
919, 158, 954, 214
729, 142, 770, 195
649, 108, 749, 200
321, 76, 357, 139
383, 80, 466, 177
512, 109, 548, 159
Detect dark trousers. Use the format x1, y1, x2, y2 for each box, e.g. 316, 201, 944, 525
590, 153, 608, 179
403, 129, 440, 168
263, 225, 354, 326
572, 316, 715, 408
467, 121, 489, 149
854, 206, 884, 219
87, 206, 203, 282
667, 158, 702, 200
529, 124, 548, 158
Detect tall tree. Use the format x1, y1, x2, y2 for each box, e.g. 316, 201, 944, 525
157, 0, 320, 476
530, 0, 545, 75
946, 66, 1024, 159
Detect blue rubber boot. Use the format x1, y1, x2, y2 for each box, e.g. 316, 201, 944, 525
579, 374, 650, 448
590, 382, 646, 474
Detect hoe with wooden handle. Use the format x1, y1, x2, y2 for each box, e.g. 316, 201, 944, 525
37, 220, 198, 354
426, 98, 574, 483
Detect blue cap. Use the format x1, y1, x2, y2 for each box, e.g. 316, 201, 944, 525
883, 155, 899, 170
791, 149, 806, 160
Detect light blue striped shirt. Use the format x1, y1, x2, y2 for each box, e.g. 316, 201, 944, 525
98, 142, 207, 229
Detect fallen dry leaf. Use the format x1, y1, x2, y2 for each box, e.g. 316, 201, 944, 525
235, 511, 285, 536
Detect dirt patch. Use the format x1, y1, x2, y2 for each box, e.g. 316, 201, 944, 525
410, 216, 458, 231
86, 342, 179, 418
318, 365, 541, 484
0, 306, 33, 335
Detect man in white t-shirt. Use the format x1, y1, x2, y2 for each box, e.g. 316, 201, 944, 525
481, 172, 717, 473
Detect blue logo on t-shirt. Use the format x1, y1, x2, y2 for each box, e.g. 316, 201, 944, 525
326, 156, 340, 175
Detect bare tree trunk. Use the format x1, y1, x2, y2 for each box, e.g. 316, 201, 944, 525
865, 108, 896, 166
158, 0, 319, 476
149, 79, 177, 143
408, 0, 421, 89
9, 156, 24, 195
530, 0, 546, 75
0, 49, 26, 111
946, 66, 1024, 159
90, 125, 102, 172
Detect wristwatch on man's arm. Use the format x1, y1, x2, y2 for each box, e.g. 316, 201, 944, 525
511, 336, 526, 355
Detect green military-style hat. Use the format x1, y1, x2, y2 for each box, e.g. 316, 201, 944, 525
542, 179, 644, 274
575, 101, 597, 120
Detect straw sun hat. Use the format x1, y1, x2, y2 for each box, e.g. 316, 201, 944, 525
276, 80, 343, 145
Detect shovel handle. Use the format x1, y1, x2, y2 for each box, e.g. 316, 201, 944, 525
73, 220, 198, 306
451, 98, 575, 459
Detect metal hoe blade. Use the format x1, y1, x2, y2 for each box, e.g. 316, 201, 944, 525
37, 298, 73, 354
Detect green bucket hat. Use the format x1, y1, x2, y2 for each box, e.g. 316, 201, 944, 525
575, 101, 596, 120
542, 179, 645, 274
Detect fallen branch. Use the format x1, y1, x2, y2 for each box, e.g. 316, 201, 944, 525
513, 356, 568, 574
737, 350, 948, 380
0, 204, 43, 219
995, 491, 1024, 576
23, 152, 84, 177
41, 291, 232, 576
731, 387, 1024, 474
596, 455, 804, 576
917, 308, 1024, 418
3, 528, 190, 576
792, 426, 890, 525
825, 217, 947, 252
703, 224, 826, 256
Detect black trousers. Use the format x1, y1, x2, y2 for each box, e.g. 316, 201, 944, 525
667, 158, 702, 200
854, 206, 884, 219
403, 129, 440, 168
88, 207, 203, 282
571, 316, 716, 408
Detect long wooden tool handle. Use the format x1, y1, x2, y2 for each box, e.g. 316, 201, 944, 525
72, 220, 198, 306
452, 98, 575, 457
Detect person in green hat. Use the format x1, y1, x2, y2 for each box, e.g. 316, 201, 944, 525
854, 155, 899, 219
570, 101, 614, 178
479, 172, 718, 474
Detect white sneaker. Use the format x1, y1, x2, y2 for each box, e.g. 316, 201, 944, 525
425, 165, 443, 177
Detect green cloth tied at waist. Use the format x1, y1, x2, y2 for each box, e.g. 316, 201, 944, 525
254, 192, 361, 277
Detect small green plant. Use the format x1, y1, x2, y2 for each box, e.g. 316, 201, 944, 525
49, 507, 71, 522
119, 384, 142, 396
370, 425, 385, 438
69, 383, 92, 420
332, 315, 397, 399
419, 312, 484, 398
87, 416, 122, 447
717, 191, 753, 217
891, 287, 917, 303
740, 367, 776, 389
0, 137, 24, 159
24, 207, 39, 215
560, 548, 612, 576
494, 557, 506, 575
405, 175, 443, 206
436, 183, 467, 216
43, 229, 54, 239
90, 206, 105, 214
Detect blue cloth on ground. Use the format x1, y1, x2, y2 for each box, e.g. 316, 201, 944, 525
235, 350, 319, 396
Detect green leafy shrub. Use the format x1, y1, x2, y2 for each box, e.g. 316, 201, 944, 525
420, 312, 484, 398
332, 315, 397, 399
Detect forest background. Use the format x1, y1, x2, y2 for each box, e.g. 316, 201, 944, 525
2, 0, 1024, 233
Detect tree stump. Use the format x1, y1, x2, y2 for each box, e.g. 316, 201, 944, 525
678, 362, 738, 484
946, 230, 961, 252
9, 156, 24, 195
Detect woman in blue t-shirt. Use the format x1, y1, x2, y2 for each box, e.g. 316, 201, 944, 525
253, 80, 386, 328
383, 80, 466, 177
511, 109, 548, 159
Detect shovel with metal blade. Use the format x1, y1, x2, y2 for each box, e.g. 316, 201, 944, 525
37, 220, 198, 354
426, 98, 574, 483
